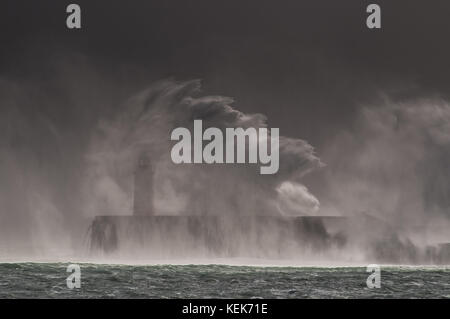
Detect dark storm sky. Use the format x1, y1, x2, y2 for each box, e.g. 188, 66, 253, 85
1, 0, 450, 150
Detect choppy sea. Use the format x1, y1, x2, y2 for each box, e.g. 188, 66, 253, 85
0, 263, 449, 298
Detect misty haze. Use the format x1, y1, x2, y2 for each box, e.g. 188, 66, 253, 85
0, 0, 449, 300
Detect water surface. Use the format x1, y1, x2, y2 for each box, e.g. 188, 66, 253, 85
0, 263, 448, 298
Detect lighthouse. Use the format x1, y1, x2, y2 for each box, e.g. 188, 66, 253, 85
133, 153, 154, 216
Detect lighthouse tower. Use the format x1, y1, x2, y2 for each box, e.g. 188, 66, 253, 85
133, 153, 154, 216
